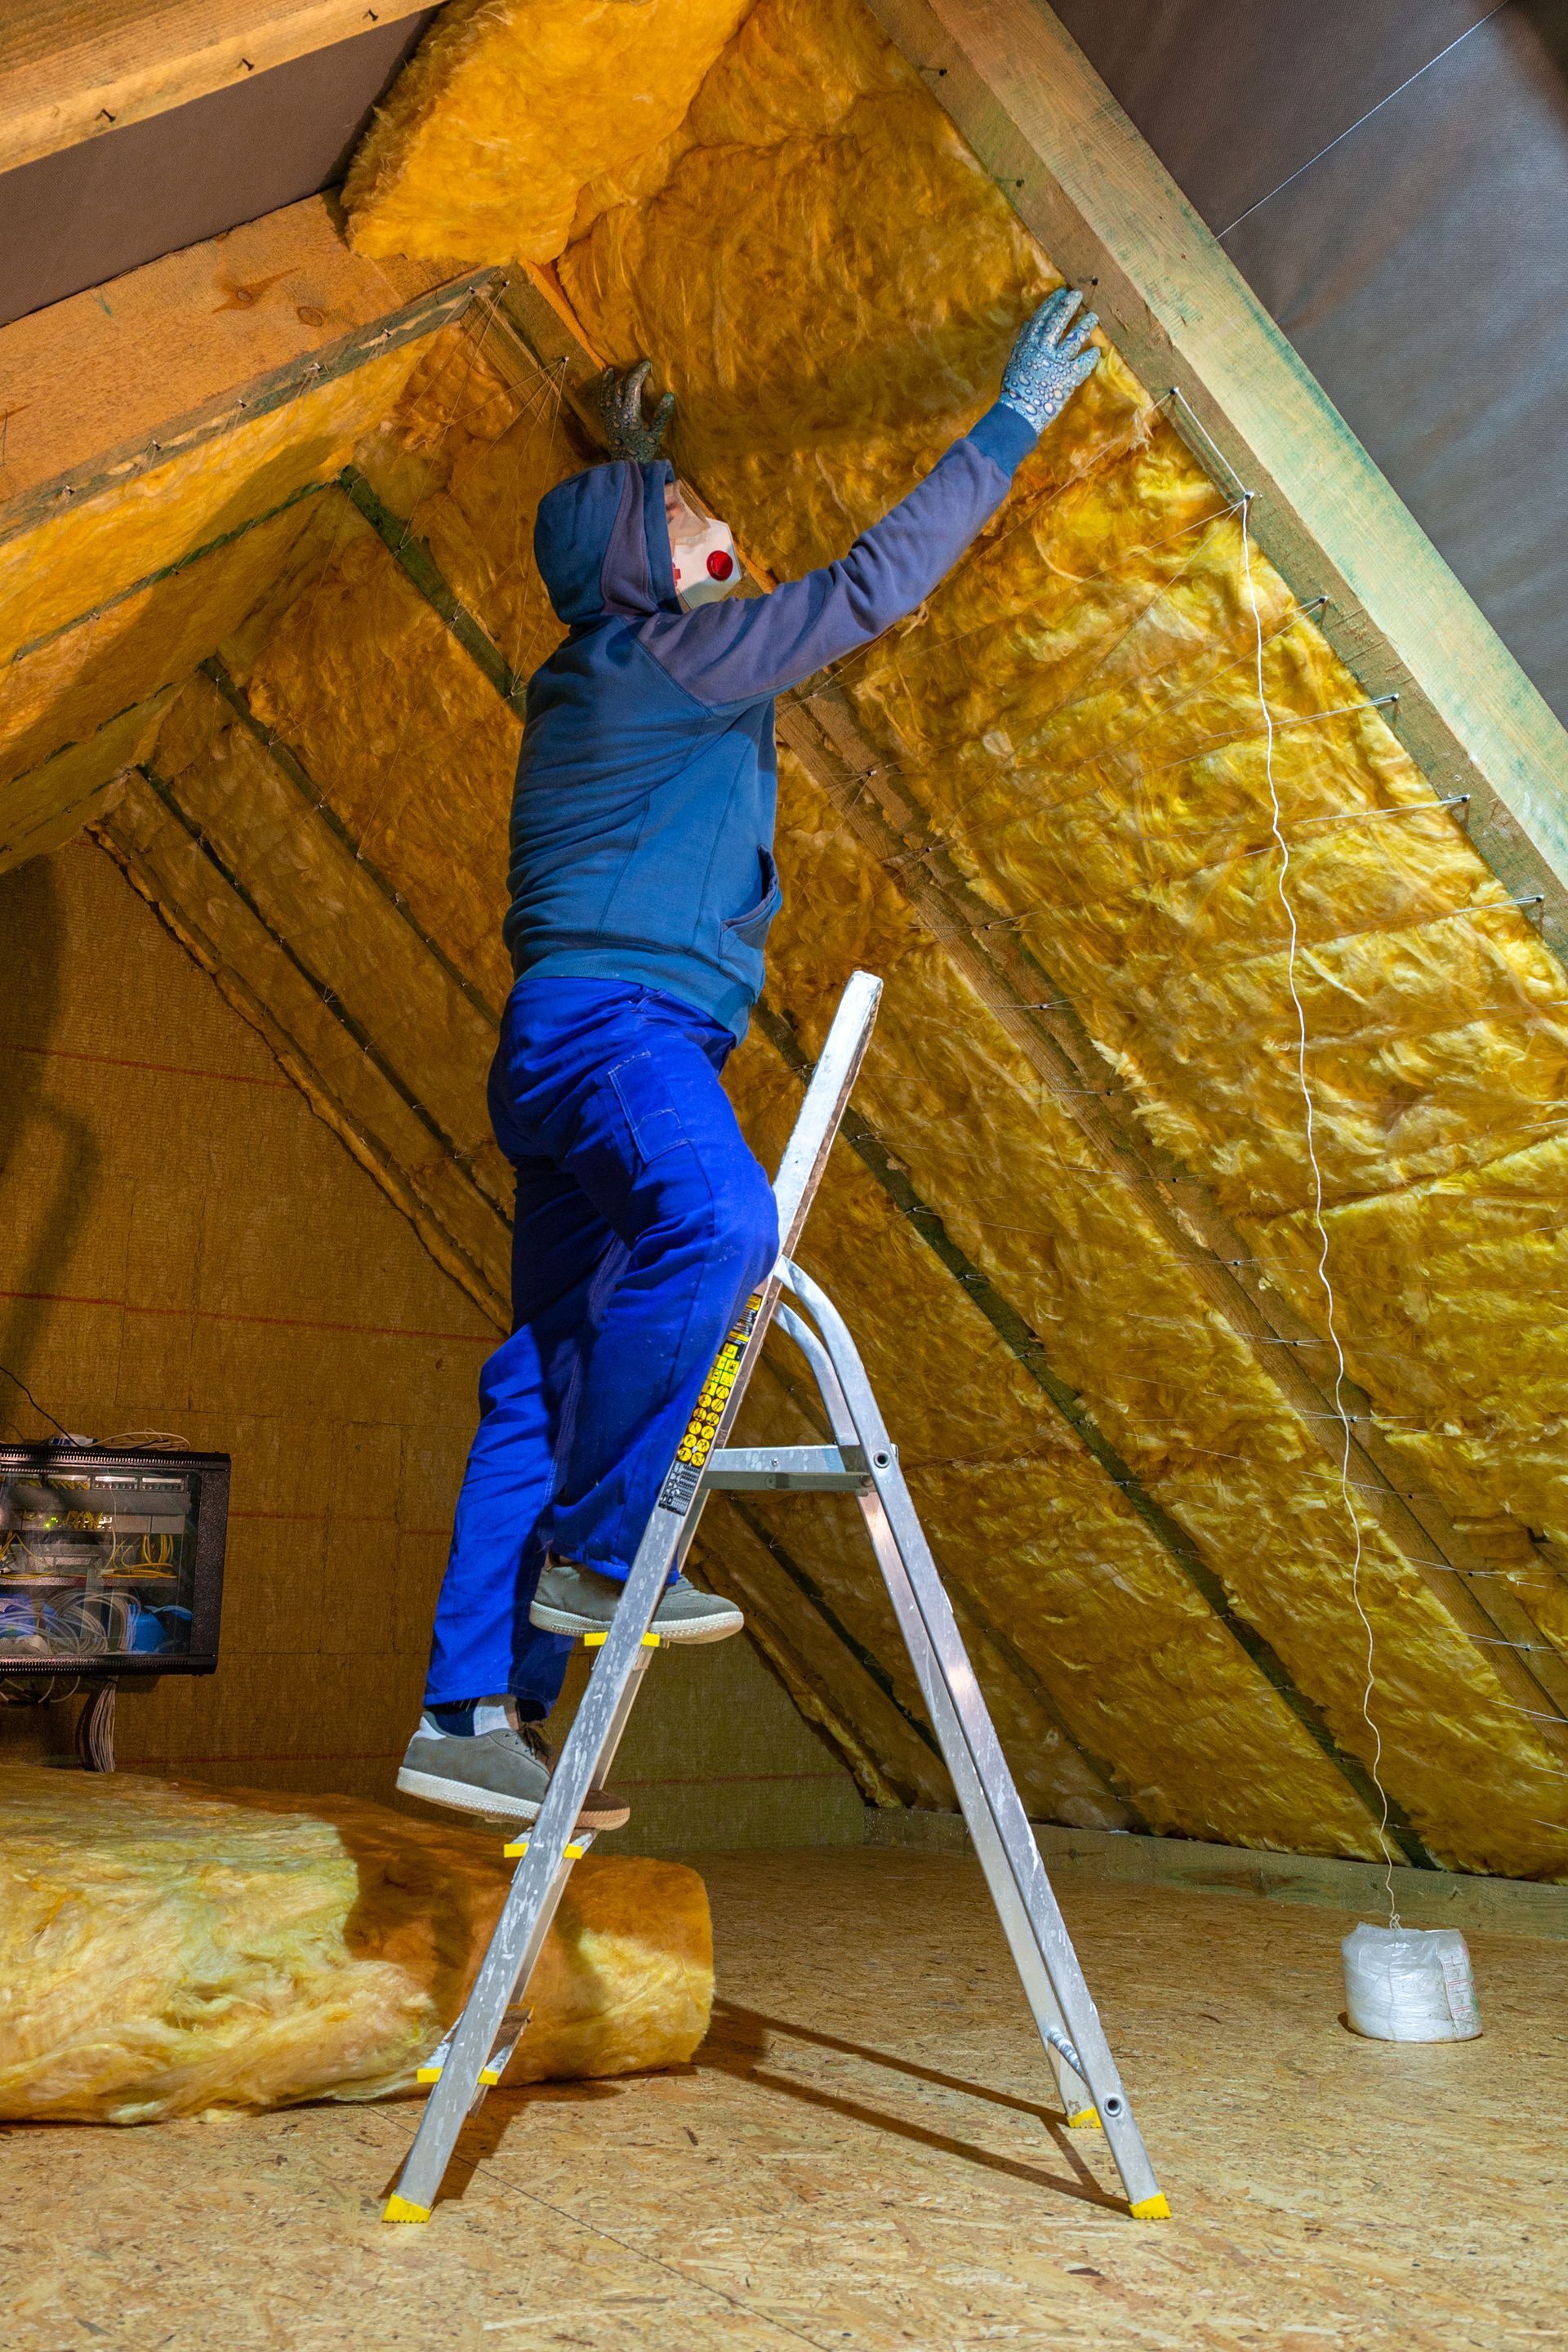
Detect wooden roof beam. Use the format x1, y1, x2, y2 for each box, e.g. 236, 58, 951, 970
865, 0, 1568, 960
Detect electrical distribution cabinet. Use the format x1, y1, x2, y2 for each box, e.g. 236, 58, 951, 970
0, 1446, 229, 1682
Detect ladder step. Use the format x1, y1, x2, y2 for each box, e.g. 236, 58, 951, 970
414, 2004, 533, 2090
503, 1836, 586, 1859
702, 1444, 874, 1492
583, 1629, 660, 1648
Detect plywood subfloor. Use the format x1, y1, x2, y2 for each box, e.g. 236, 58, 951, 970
2, 1846, 1563, 2350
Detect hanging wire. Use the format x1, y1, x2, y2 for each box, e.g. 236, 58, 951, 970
1240, 491, 1401, 1913
0, 1362, 69, 1438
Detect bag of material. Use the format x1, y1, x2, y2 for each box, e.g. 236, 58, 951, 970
1341, 1921, 1481, 2041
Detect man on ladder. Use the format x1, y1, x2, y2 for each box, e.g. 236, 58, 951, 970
395, 291, 1101, 1830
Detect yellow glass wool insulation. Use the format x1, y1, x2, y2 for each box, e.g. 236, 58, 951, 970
350, 322, 593, 681
342, 0, 755, 267
100, 762, 514, 1324
724, 1027, 1383, 1855
0, 501, 323, 792
239, 497, 522, 1013
0, 1767, 711, 2124
747, 754, 1568, 1875
545, 0, 1568, 1869
0, 345, 425, 671
560, 105, 1073, 586
0, 691, 173, 873
149, 671, 508, 1200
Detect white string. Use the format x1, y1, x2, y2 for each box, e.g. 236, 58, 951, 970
1240, 493, 1401, 1921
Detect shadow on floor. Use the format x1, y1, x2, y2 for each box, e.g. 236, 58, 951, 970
694, 1997, 1120, 2210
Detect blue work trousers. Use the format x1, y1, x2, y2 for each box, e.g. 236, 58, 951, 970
425, 976, 778, 1716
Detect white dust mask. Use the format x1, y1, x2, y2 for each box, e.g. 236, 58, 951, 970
666, 480, 740, 609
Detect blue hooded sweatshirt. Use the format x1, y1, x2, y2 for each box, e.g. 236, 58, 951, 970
506, 399, 1039, 1038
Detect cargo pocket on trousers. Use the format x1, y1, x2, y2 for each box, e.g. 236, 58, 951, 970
608, 1050, 690, 1167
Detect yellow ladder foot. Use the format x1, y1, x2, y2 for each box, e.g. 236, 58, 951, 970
1129, 2193, 1171, 2221
383, 2194, 431, 2225
1067, 2106, 1102, 2130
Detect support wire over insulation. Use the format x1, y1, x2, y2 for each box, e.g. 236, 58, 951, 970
1240, 492, 1401, 1920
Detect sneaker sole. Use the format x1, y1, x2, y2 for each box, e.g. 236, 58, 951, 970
394, 1766, 630, 1833
530, 1600, 745, 1646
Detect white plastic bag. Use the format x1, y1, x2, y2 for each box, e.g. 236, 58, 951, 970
1341, 1921, 1481, 2041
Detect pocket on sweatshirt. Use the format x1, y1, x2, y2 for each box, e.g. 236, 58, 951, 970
608, 1050, 689, 1166
721, 848, 782, 951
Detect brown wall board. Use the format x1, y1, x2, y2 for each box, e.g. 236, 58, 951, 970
0, 14, 437, 327
0, 197, 477, 541
0, 337, 427, 667
0, 0, 438, 175
0, 837, 495, 1797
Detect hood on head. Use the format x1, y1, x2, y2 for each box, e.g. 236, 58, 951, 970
532, 459, 679, 626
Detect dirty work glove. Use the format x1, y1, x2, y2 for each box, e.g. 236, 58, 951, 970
998, 287, 1100, 433
597, 359, 675, 462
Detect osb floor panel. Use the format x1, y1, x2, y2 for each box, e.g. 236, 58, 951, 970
2, 1849, 1562, 2351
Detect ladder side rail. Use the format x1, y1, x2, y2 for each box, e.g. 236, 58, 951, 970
857, 1481, 1098, 2125
779, 1263, 1165, 2216
770, 973, 883, 1257
861, 1490, 1101, 2125
386, 975, 884, 2220
390, 1569, 668, 2212
585, 1646, 655, 1795
775, 1302, 1098, 2127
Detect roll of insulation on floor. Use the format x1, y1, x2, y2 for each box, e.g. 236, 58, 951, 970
1342, 1922, 1481, 2041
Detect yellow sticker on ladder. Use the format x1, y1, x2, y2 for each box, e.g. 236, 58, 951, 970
657, 1294, 763, 1513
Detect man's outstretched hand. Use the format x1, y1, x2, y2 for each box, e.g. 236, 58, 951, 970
598, 360, 676, 463
999, 287, 1101, 433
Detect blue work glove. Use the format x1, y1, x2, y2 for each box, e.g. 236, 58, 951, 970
998, 287, 1100, 433
597, 359, 675, 462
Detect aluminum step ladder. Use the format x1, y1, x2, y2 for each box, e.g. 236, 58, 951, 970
384, 969, 1169, 2225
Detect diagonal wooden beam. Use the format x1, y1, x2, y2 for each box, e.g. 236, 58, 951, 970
864, 0, 1568, 960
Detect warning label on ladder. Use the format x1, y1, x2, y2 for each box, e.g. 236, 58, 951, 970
657, 1293, 763, 1513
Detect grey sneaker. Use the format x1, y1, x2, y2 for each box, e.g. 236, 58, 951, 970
530, 1557, 744, 1645
395, 1713, 630, 1829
